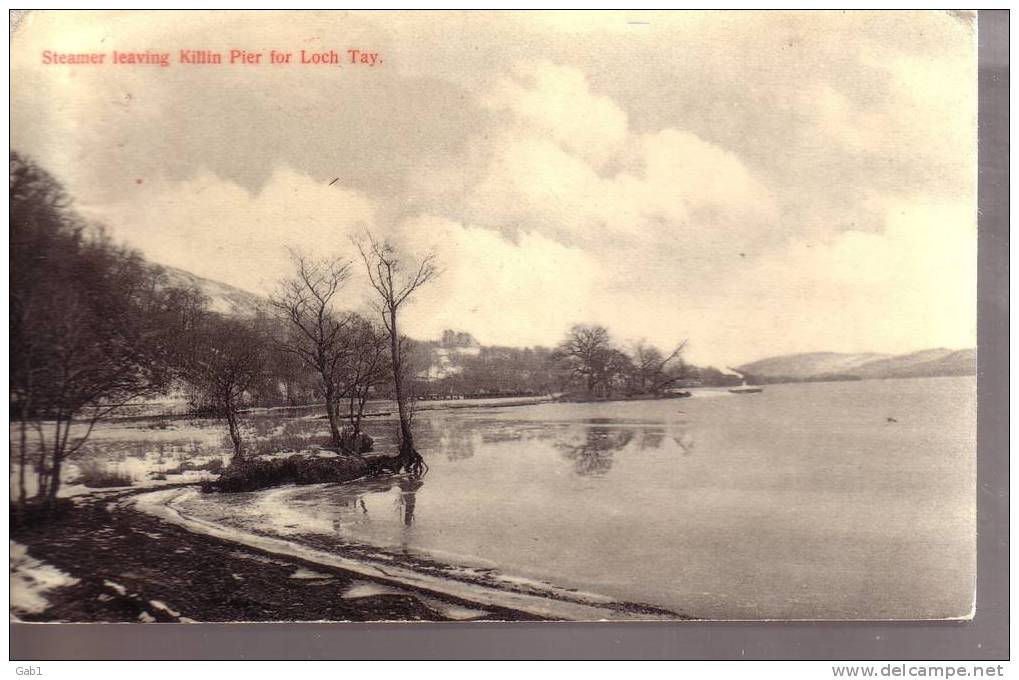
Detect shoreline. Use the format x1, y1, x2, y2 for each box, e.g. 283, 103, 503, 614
138, 485, 685, 622
9, 485, 542, 623
97, 394, 560, 425
11, 483, 687, 623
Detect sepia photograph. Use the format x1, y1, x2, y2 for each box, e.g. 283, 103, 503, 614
10, 10, 979, 627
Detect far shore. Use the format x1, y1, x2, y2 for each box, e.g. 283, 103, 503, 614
94, 389, 724, 424
94, 393, 559, 424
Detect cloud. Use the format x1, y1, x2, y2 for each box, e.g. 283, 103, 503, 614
483, 60, 629, 169
456, 65, 779, 258
672, 197, 978, 364
82, 166, 601, 351
393, 216, 601, 346
12, 12, 977, 367
81, 166, 378, 294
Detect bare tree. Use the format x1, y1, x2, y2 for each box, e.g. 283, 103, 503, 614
630, 339, 688, 394
335, 314, 389, 449
270, 252, 354, 451
354, 231, 437, 476
179, 315, 268, 462
553, 324, 615, 396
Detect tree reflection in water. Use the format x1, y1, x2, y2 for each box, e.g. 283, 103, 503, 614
327, 475, 420, 535
673, 430, 695, 455
394, 476, 424, 527
556, 422, 695, 476
441, 426, 478, 462
556, 427, 635, 476
330, 416, 695, 534
638, 428, 665, 449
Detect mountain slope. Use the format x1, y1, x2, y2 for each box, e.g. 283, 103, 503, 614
159, 266, 269, 317
851, 348, 976, 379
736, 352, 892, 380
738, 348, 976, 381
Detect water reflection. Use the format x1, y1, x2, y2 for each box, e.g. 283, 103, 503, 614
416, 413, 699, 478
326, 476, 417, 530
556, 427, 634, 477
439, 426, 478, 461
352, 416, 696, 537
194, 378, 976, 619
416, 418, 480, 461
395, 477, 423, 526
673, 430, 695, 456
555, 422, 695, 476
641, 429, 666, 449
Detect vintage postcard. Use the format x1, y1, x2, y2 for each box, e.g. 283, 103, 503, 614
10, 10, 977, 623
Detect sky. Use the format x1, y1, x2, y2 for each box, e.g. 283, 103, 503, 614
10, 10, 978, 367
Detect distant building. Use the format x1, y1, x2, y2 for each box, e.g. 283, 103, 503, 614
419, 330, 482, 381
441, 330, 480, 349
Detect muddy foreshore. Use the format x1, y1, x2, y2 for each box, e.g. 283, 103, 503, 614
10, 484, 544, 623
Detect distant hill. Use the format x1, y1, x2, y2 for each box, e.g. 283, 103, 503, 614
154, 267, 976, 384
738, 348, 976, 382
735, 352, 892, 380
159, 266, 268, 317
850, 348, 976, 379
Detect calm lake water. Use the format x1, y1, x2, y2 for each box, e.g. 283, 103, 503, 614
188, 376, 978, 619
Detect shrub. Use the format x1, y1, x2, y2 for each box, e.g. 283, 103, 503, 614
202, 454, 368, 493
75, 459, 134, 488
163, 458, 224, 475
293, 456, 366, 485
248, 415, 285, 438
248, 432, 332, 457
339, 427, 374, 454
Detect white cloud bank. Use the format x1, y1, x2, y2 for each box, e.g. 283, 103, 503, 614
50, 31, 975, 367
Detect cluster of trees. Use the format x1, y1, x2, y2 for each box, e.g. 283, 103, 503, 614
175, 235, 436, 476
422, 345, 558, 397
11, 153, 201, 508
10, 153, 436, 508
551, 324, 689, 399
413, 331, 744, 397
404, 324, 696, 400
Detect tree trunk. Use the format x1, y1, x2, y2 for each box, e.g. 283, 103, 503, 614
48, 455, 62, 506
35, 449, 49, 502
388, 306, 425, 476
350, 387, 362, 436
347, 390, 367, 440
47, 416, 69, 507
17, 394, 30, 510
322, 374, 342, 449
225, 404, 244, 462
353, 387, 368, 436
